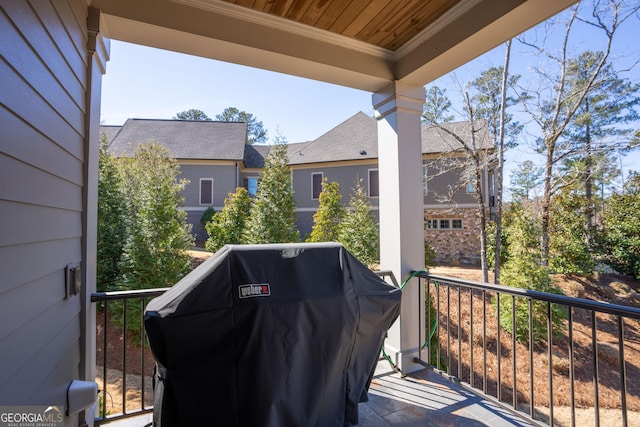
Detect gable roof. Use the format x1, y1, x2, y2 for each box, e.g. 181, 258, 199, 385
108, 118, 248, 160
287, 112, 492, 165
288, 112, 378, 165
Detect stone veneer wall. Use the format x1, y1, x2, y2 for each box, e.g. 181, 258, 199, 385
424, 207, 483, 265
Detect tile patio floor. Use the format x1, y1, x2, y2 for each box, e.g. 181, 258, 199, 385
104, 360, 535, 427
361, 362, 536, 426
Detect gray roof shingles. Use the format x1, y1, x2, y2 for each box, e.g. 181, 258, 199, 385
104, 113, 492, 166
100, 125, 122, 144
287, 112, 492, 165
243, 144, 271, 168
288, 112, 377, 165
421, 120, 492, 153
107, 119, 248, 160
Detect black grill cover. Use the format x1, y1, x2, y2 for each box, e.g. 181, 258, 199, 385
144, 242, 401, 427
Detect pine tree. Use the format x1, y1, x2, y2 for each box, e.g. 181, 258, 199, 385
338, 178, 379, 266
598, 173, 640, 279
205, 187, 252, 252
244, 136, 299, 243
173, 109, 211, 120
497, 203, 566, 344
97, 133, 127, 292
306, 178, 345, 242
118, 143, 194, 290
509, 160, 543, 202
216, 107, 268, 144
549, 191, 594, 275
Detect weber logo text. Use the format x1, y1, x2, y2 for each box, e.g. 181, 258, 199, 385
239, 284, 271, 299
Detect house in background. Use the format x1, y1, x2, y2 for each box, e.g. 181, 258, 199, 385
103, 112, 493, 264
420, 120, 495, 264
106, 118, 249, 241
287, 112, 380, 235
286, 112, 494, 265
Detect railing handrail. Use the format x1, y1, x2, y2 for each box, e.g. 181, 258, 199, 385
420, 271, 640, 320
91, 288, 170, 302
90, 274, 640, 319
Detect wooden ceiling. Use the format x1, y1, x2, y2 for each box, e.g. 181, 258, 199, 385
220, 0, 462, 51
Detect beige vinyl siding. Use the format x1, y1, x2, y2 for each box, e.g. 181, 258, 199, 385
0, 0, 88, 416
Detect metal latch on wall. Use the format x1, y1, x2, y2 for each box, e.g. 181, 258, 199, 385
65, 263, 81, 298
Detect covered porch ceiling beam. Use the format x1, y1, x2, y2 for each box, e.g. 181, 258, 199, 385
397, 0, 577, 86
94, 0, 394, 91
93, 0, 576, 92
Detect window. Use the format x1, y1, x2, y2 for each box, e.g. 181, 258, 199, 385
426, 217, 463, 230
244, 177, 259, 197
368, 169, 379, 198
466, 181, 477, 194
422, 165, 428, 195
465, 166, 477, 193
311, 172, 323, 199
200, 178, 213, 205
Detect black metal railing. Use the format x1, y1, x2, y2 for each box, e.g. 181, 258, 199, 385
414, 272, 640, 427
90, 272, 640, 426
91, 288, 169, 425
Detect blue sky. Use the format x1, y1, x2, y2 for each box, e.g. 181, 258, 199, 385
100, 41, 374, 144
100, 2, 639, 191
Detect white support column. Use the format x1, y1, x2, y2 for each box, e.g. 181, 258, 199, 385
373, 81, 426, 373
